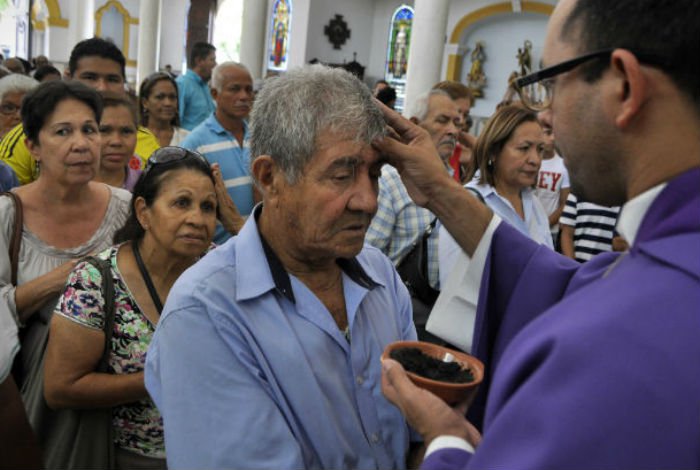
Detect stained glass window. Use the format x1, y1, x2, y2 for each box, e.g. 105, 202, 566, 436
267, 0, 291, 72
385, 5, 414, 112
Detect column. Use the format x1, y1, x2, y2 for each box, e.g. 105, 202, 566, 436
69, 0, 95, 48
240, 0, 267, 80
403, 0, 450, 116
137, 0, 162, 85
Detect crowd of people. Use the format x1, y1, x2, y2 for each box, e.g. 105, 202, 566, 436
1, 0, 699, 468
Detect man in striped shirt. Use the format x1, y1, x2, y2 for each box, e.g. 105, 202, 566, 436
559, 193, 627, 261
181, 62, 256, 244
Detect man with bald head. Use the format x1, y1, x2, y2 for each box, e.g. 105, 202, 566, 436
181, 61, 255, 243
376, 0, 700, 468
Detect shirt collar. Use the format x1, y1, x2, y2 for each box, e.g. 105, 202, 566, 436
241, 205, 380, 304
207, 114, 249, 138
616, 182, 667, 246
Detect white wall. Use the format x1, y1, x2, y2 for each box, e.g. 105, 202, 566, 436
303, 0, 374, 71
159, 0, 188, 73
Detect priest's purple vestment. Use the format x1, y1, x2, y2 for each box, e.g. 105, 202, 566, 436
423, 168, 700, 470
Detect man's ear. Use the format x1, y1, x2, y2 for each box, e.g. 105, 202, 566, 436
210, 87, 218, 101
610, 49, 649, 129
251, 155, 283, 203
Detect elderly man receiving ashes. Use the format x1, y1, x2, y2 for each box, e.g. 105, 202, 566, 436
145, 65, 417, 469
378, 0, 700, 469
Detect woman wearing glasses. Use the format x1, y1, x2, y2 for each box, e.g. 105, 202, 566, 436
438, 104, 552, 287
44, 147, 219, 469
139, 72, 189, 147
0, 73, 38, 140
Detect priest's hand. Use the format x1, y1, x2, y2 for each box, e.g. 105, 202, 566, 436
381, 358, 481, 449
372, 100, 460, 209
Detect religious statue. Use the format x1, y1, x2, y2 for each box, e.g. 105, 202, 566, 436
392, 24, 408, 77
270, 0, 290, 69
517, 39, 533, 76
467, 41, 487, 98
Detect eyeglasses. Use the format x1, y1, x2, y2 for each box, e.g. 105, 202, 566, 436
515, 49, 668, 111
143, 146, 210, 175
0, 103, 20, 116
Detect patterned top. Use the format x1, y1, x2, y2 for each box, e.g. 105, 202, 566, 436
559, 193, 621, 262
55, 245, 164, 458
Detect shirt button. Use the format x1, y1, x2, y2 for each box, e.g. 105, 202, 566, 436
356, 376, 364, 385
370, 433, 381, 444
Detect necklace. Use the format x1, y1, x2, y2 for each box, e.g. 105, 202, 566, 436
132, 240, 164, 314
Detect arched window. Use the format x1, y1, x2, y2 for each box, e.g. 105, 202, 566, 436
267, 0, 291, 72
385, 5, 414, 112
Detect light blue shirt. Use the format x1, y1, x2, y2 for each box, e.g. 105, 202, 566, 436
181, 114, 254, 243
439, 182, 553, 287
145, 206, 417, 470
0, 161, 18, 191
176, 69, 215, 130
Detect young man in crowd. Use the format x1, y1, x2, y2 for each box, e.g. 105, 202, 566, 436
0, 38, 159, 184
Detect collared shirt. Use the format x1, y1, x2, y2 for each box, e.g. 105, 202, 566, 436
366, 165, 439, 288
0, 123, 159, 184
176, 70, 215, 131
145, 205, 416, 469
439, 182, 552, 288
427, 179, 671, 461
181, 114, 254, 243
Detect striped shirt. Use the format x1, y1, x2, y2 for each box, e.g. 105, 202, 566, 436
560, 193, 620, 262
181, 114, 253, 244
366, 165, 439, 289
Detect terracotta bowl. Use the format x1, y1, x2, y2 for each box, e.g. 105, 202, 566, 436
382, 340, 484, 405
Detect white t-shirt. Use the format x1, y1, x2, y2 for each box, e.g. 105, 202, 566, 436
535, 154, 570, 233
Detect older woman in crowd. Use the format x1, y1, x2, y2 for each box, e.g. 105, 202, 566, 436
0, 80, 131, 390
94, 91, 142, 191
0, 74, 38, 139
439, 104, 551, 286
44, 147, 218, 469
139, 72, 189, 147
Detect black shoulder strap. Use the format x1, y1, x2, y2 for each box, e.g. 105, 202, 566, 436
466, 187, 486, 204
80, 256, 116, 373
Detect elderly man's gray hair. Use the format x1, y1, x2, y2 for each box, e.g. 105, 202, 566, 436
250, 64, 385, 183
410, 89, 450, 122
210, 61, 250, 92
0, 74, 39, 101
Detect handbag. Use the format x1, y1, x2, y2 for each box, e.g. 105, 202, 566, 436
21, 256, 116, 470
396, 217, 440, 306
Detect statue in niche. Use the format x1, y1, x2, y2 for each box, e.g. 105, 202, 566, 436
517, 39, 533, 76
467, 41, 487, 98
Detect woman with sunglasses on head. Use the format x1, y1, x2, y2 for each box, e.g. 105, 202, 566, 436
94, 91, 143, 192
43, 148, 219, 469
139, 72, 189, 147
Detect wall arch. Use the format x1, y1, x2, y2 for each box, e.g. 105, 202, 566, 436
446, 1, 553, 81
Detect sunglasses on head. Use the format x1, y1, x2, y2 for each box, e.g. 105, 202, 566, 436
143, 146, 210, 175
